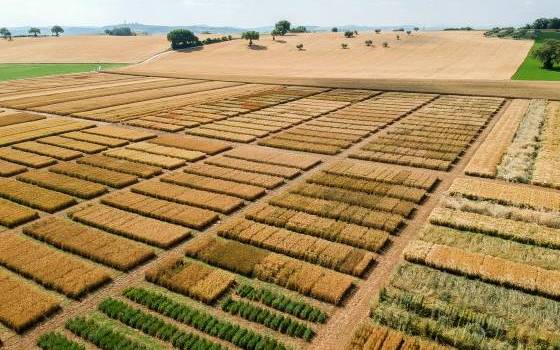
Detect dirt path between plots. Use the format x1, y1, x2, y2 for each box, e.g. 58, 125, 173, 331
5, 92, 510, 350
309, 98, 513, 350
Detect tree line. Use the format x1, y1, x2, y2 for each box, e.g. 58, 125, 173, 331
0, 25, 64, 40
524, 18, 560, 30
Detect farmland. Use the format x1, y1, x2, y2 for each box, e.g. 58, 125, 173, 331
0, 70, 559, 350
121, 31, 532, 80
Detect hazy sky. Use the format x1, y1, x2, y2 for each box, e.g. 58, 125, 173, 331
1, 0, 557, 28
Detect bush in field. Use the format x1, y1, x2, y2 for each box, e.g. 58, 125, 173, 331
396, 35, 401, 40
29, 27, 41, 37
375, 29, 382, 34
365, 40, 373, 47
241, 31, 260, 46
275, 20, 291, 35
344, 31, 355, 38
51, 25, 64, 37
167, 29, 201, 50
332, 27, 338, 32
341, 43, 349, 49
533, 39, 560, 69
406, 30, 412, 35
383, 41, 389, 48
414, 27, 420, 31
296, 43, 304, 50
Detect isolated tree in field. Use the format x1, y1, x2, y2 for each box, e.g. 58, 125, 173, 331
0, 28, 8, 39
167, 29, 200, 50
396, 35, 401, 40
51, 25, 64, 36
344, 31, 354, 38
375, 29, 382, 34
365, 39, 373, 47
296, 43, 304, 50
29, 27, 41, 37
383, 42, 389, 48
533, 39, 560, 69
332, 27, 338, 32
341, 43, 348, 49
406, 30, 412, 35
414, 27, 420, 31
270, 29, 281, 41
242, 31, 260, 46
274, 20, 291, 36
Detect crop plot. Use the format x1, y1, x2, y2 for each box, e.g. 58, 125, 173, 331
467, 99, 560, 189
260, 92, 437, 154
187, 97, 349, 142
126, 85, 327, 132
348, 177, 560, 349
183, 160, 437, 309
3, 72, 559, 350
351, 95, 505, 170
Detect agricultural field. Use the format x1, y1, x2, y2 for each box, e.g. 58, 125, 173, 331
120, 31, 532, 80
0, 70, 559, 350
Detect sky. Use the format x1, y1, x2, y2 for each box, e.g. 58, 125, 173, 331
1, 0, 558, 28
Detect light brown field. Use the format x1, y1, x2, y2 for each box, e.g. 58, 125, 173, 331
121, 31, 532, 80
0, 35, 169, 63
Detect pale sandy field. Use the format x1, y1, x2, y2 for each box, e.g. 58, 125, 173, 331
121, 31, 533, 80
0, 35, 170, 63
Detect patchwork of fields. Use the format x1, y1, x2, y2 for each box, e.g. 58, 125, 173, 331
0, 71, 559, 350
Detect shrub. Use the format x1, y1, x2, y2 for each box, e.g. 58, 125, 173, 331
291, 26, 307, 33
341, 43, 349, 49
375, 29, 381, 34
28, 27, 41, 37
344, 31, 355, 38
406, 30, 412, 35
167, 29, 201, 50
332, 27, 338, 32
365, 40, 373, 47
383, 41, 389, 48
396, 35, 401, 40
296, 43, 304, 50
414, 27, 420, 31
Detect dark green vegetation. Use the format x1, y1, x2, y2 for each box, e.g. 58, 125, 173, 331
98, 298, 226, 350
167, 29, 233, 50
236, 284, 327, 323
513, 32, 560, 81
123, 287, 288, 350
66, 317, 150, 350
104, 27, 134, 36
221, 297, 316, 341
241, 31, 260, 46
0, 63, 127, 81
37, 332, 85, 350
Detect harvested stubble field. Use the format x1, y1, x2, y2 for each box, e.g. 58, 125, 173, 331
0, 71, 560, 350
120, 31, 532, 80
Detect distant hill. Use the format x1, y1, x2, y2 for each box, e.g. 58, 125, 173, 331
5, 23, 435, 36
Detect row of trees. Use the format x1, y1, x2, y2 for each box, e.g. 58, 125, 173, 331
524, 18, 560, 30
0, 25, 64, 39
167, 29, 233, 49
